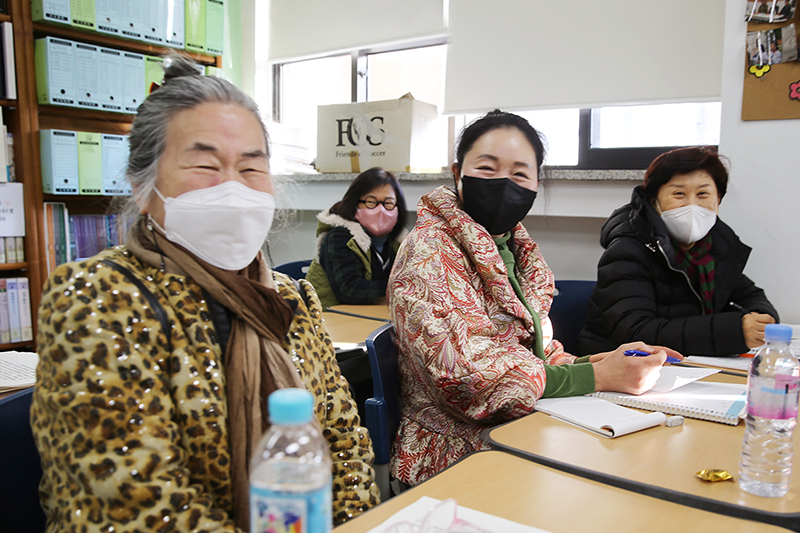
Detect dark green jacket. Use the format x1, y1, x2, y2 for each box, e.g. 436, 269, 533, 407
306, 210, 403, 308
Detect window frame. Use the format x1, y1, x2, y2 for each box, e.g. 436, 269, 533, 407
548, 109, 692, 171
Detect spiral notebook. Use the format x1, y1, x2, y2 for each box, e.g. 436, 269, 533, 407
591, 380, 747, 426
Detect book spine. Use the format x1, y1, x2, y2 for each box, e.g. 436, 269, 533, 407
2, 22, 16, 99
68, 215, 77, 261
4, 235, 15, 263
6, 276, 20, 342
0, 278, 9, 343
17, 277, 32, 341
54, 203, 65, 266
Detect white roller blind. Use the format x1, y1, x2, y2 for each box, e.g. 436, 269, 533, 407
269, 0, 446, 62
444, 0, 726, 114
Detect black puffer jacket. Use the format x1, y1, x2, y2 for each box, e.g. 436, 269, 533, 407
578, 186, 778, 356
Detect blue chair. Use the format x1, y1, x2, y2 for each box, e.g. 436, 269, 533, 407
272, 259, 312, 279
364, 322, 399, 501
0, 388, 46, 533
548, 280, 596, 355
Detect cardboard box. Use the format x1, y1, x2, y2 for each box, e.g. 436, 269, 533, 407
185, 0, 206, 53
40, 129, 79, 195
35, 36, 76, 107
77, 131, 102, 195
316, 94, 442, 173
32, 0, 71, 24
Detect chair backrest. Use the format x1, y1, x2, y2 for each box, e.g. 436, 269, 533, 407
272, 259, 312, 279
548, 280, 596, 355
0, 388, 46, 533
364, 322, 399, 465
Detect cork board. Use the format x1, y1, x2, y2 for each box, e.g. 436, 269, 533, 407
742, 5, 800, 120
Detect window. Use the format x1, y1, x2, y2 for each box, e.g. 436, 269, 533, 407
272, 46, 720, 172
276, 55, 351, 159
592, 103, 721, 149
272, 42, 449, 170
569, 103, 722, 169
366, 45, 446, 110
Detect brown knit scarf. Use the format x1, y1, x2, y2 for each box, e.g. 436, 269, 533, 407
126, 216, 303, 531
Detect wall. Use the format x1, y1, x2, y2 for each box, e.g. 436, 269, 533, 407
719, 0, 800, 323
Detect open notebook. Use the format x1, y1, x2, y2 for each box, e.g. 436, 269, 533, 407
535, 367, 745, 437
534, 396, 667, 438
591, 380, 747, 426
0, 351, 38, 393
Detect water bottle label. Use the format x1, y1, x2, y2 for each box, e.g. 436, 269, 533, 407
250, 485, 332, 533
747, 375, 800, 420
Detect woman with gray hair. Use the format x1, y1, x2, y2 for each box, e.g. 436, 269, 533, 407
30, 54, 380, 532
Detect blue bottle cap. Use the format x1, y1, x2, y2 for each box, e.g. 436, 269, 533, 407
268, 388, 314, 425
764, 324, 793, 343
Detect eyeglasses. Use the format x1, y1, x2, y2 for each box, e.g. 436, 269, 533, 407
359, 196, 397, 210
384, 498, 492, 533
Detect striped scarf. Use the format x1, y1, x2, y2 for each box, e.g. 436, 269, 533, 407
674, 235, 715, 314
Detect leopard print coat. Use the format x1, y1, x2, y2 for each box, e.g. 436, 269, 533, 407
31, 247, 380, 532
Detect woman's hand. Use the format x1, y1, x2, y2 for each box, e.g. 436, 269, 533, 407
592, 342, 683, 395
742, 312, 776, 349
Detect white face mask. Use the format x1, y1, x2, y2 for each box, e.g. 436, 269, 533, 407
658, 203, 717, 244
153, 181, 275, 270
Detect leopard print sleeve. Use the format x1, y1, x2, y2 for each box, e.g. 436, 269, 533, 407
274, 274, 381, 524
31, 256, 241, 533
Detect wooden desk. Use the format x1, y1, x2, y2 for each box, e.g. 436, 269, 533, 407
486, 374, 800, 531
334, 451, 784, 533
323, 312, 386, 345
326, 304, 391, 322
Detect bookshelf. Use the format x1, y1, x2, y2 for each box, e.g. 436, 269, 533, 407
3, 0, 222, 351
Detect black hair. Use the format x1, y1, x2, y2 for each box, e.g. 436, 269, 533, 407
642, 146, 729, 201
453, 109, 547, 176
330, 167, 408, 239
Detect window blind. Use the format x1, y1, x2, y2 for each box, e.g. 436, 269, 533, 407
444, 0, 726, 114
268, 0, 447, 62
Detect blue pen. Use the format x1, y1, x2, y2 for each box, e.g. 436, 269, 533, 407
624, 349, 681, 364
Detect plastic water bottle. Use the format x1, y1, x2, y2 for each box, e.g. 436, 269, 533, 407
250, 388, 332, 533
739, 324, 800, 497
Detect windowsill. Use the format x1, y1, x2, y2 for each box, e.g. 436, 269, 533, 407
272, 169, 643, 218
273, 169, 644, 183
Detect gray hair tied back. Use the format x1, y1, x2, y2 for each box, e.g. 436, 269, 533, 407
120, 52, 269, 223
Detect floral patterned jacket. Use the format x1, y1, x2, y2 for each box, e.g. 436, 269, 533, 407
387, 186, 576, 486
31, 247, 379, 532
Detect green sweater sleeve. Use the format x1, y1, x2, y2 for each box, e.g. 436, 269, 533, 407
542, 363, 595, 398
573, 355, 592, 364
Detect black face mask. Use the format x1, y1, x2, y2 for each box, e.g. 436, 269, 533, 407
460, 175, 537, 234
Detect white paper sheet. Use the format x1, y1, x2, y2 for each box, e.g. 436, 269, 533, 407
648, 366, 720, 393
684, 355, 752, 372
0, 351, 38, 392
536, 396, 666, 438
364, 496, 551, 533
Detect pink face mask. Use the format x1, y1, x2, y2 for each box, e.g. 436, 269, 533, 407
355, 205, 398, 237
